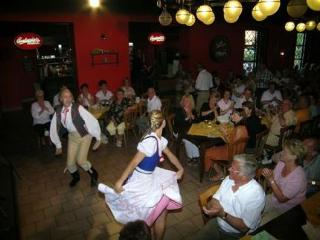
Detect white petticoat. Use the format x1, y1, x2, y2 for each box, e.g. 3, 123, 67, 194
98, 167, 182, 224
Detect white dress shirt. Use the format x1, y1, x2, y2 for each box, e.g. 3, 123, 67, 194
147, 95, 162, 113
213, 176, 266, 234
31, 101, 54, 125
261, 90, 282, 108
50, 104, 101, 149
195, 69, 213, 91
95, 90, 113, 102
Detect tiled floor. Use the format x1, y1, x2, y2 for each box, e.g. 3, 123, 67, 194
1, 111, 214, 240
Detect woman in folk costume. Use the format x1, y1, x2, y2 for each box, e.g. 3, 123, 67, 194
98, 110, 184, 240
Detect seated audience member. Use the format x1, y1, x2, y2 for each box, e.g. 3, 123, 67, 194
295, 95, 311, 132
31, 90, 55, 146
260, 82, 282, 109
261, 139, 307, 224
119, 220, 151, 240
121, 77, 136, 100
265, 99, 297, 147
245, 73, 256, 94
52, 85, 67, 108
217, 89, 234, 118
106, 89, 129, 147
136, 87, 162, 133
273, 138, 320, 197
193, 154, 265, 240
233, 88, 254, 109
95, 80, 113, 105
231, 77, 246, 108
205, 109, 248, 181
78, 83, 94, 109
173, 95, 198, 165
242, 101, 266, 151
303, 137, 320, 196
200, 92, 220, 122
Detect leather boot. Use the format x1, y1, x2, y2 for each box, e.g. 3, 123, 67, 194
69, 171, 80, 187
87, 168, 98, 187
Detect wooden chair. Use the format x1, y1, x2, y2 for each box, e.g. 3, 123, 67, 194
199, 184, 220, 224
166, 113, 176, 145
252, 129, 269, 161
209, 135, 249, 178
299, 119, 313, 138
123, 109, 138, 148
265, 125, 295, 154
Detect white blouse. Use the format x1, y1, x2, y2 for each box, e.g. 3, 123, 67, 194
137, 132, 168, 157
31, 101, 54, 125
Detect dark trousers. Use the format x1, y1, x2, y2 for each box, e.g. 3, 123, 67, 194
34, 122, 50, 137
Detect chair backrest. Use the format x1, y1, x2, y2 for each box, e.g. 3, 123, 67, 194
299, 119, 313, 138
199, 184, 220, 224
279, 125, 295, 147
124, 109, 138, 130
254, 129, 269, 160
137, 101, 146, 116
227, 126, 249, 160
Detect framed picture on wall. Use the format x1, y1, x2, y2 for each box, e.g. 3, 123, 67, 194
209, 36, 230, 62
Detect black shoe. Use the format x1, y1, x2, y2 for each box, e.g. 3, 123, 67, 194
69, 171, 80, 187
87, 168, 98, 187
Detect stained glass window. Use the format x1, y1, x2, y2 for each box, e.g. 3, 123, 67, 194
294, 33, 306, 70
243, 30, 259, 74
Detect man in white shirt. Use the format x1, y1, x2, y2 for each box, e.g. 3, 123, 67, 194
95, 80, 114, 105
233, 88, 254, 108
146, 87, 162, 113
31, 90, 55, 146
136, 87, 162, 133
260, 82, 282, 109
193, 154, 266, 240
50, 88, 101, 188
195, 64, 213, 112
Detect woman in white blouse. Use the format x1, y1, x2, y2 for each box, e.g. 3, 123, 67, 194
217, 89, 234, 118
78, 83, 94, 109
31, 90, 54, 146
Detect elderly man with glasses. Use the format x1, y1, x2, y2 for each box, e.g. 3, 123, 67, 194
193, 154, 266, 240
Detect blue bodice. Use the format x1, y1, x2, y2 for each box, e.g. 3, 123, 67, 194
137, 136, 160, 172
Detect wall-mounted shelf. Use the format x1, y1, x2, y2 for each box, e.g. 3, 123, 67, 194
91, 51, 119, 66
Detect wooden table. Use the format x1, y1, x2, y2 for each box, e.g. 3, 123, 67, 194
186, 121, 234, 182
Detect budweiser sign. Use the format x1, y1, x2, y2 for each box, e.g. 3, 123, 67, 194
148, 32, 165, 45
14, 33, 43, 50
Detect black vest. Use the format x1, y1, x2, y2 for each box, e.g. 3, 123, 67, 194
56, 104, 88, 137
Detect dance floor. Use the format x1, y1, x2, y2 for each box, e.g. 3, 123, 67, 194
1, 110, 213, 240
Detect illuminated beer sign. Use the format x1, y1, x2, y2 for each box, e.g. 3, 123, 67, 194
148, 32, 165, 45
14, 33, 43, 50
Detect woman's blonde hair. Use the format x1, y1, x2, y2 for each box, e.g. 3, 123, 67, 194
180, 94, 195, 110
284, 139, 307, 165
150, 110, 164, 131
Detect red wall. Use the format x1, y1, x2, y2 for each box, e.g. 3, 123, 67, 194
0, 13, 130, 109
179, 23, 244, 80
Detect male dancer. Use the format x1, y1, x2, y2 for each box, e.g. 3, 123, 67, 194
50, 88, 101, 187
